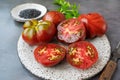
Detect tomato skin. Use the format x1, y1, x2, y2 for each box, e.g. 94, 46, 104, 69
22, 28, 38, 45
34, 44, 66, 67
57, 18, 86, 44
36, 21, 56, 43
78, 12, 107, 38
22, 20, 56, 45
42, 11, 65, 26
67, 41, 98, 69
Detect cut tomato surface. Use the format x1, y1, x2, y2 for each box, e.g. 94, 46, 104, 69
67, 41, 98, 69
57, 18, 86, 43
34, 43, 66, 67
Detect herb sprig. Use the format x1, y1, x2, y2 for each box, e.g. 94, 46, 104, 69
54, 0, 80, 19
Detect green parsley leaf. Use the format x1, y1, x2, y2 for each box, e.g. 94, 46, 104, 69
54, 0, 80, 19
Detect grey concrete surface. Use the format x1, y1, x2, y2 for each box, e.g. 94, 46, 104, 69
0, 0, 120, 80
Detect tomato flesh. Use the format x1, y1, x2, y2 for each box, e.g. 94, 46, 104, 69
34, 44, 66, 67
57, 18, 86, 43
67, 41, 98, 69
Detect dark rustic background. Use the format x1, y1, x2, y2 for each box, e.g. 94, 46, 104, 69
0, 0, 120, 80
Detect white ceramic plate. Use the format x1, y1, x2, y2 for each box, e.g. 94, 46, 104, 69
17, 35, 111, 80
11, 3, 47, 22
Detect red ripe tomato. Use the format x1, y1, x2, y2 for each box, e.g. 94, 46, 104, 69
36, 20, 56, 43
22, 28, 38, 45
42, 11, 65, 26
34, 43, 66, 67
57, 18, 86, 43
67, 41, 98, 69
22, 19, 56, 45
78, 12, 107, 38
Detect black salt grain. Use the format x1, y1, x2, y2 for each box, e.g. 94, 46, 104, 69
19, 9, 41, 19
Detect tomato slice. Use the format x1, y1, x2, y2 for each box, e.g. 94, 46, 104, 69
57, 18, 86, 43
67, 41, 98, 69
78, 12, 107, 38
34, 43, 66, 67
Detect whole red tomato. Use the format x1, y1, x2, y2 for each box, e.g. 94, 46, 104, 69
57, 18, 86, 43
22, 19, 56, 45
67, 41, 98, 69
42, 11, 65, 26
78, 12, 107, 38
34, 43, 66, 67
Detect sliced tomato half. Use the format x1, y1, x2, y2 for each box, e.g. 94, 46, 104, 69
34, 43, 66, 67
67, 41, 98, 69
57, 18, 86, 43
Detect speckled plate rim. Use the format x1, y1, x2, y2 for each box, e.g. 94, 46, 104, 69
11, 3, 47, 22
17, 35, 111, 80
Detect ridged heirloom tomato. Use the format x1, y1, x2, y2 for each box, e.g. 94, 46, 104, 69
78, 12, 107, 38
43, 11, 65, 26
22, 19, 56, 45
67, 41, 98, 69
34, 43, 66, 67
57, 18, 86, 43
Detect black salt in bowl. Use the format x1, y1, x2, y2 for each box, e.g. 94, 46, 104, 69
19, 9, 41, 19
11, 3, 47, 22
